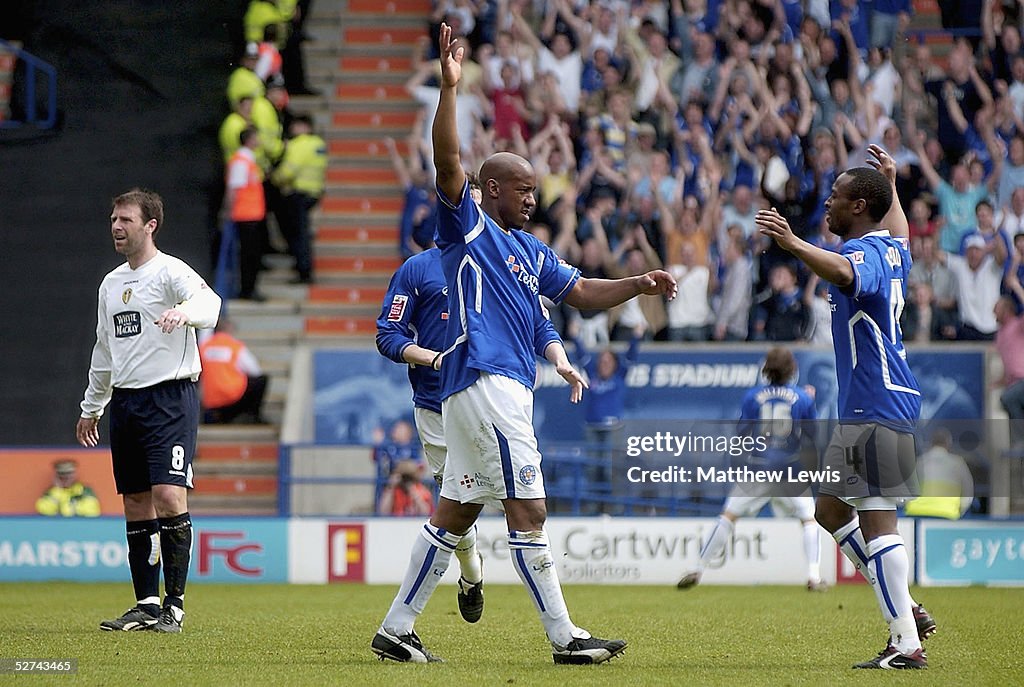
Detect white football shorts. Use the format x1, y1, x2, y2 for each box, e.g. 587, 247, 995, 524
723, 479, 816, 520
440, 372, 546, 503
413, 407, 446, 480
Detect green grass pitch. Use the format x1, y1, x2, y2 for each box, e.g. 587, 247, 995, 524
1, 582, 1021, 686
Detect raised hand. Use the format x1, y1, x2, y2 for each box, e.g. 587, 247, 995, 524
438, 22, 463, 89
866, 144, 897, 184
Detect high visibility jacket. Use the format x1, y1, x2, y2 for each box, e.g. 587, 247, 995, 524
227, 148, 266, 222
227, 67, 266, 108
219, 112, 249, 163
905, 481, 964, 520
35, 484, 101, 517
251, 96, 284, 166
272, 133, 327, 196
200, 332, 249, 408
244, 0, 290, 47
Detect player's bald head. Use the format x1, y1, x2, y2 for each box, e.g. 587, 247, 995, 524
479, 152, 533, 185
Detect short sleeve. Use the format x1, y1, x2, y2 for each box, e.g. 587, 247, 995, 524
840, 240, 882, 298
533, 238, 580, 304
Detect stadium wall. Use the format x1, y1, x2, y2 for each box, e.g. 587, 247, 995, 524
3, 516, 1021, 587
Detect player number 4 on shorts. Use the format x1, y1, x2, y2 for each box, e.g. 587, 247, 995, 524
171, 445, 185, 471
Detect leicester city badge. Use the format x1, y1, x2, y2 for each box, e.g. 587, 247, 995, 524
519, 465, 538, 486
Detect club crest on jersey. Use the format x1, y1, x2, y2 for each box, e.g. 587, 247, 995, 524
122, 288, 133, 304
519, 465, 538, 485
387, 294, 408, 322
850, 251, 865, 264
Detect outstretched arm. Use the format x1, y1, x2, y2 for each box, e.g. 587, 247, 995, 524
564, 271, 678, 310
433, 23, 467, 202
756, 208, 854, 287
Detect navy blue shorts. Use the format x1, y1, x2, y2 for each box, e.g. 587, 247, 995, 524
109, 379, 198, 494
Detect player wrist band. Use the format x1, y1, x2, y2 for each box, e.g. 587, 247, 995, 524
431, 352, 442, 370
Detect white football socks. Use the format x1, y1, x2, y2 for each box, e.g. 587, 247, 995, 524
508, 530, 582, 647
833, 517, 878, 584
381, 522, 459, 636
454, 524, 483, 584
696, 515, 734, 573
802, 519, 822, 583
868, 534, 921, 655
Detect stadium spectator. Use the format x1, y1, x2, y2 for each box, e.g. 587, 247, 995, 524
199, 318, 268, 425
218, 96, 254, 164
754, 264, 808, 342
915, 141, 991, 253
371, 24, 676, 665
804, 274, 833, 347
994, 295, 1024, 447
923, 40, 992, 163
677, 348, 825, 592
714, 233, 753, 342
35, 460, 101, 517
998, 187, 1024, 238
946, 234, 1007, 340
378, 460, 435, 516
510, 5, 583, 115
272, 114, 326, 284
901, 281, 944, 343
870, 0, 912, 50
254, 24, 283, 83
605, 225, 667, 340
225, 127, 267, 301
756, 146, 936, 669
227, 42, 266, 108
958, 199, 1011, 257
77, 189, 221, 634
908, 234, 959, 339
666, 242, 712, 342
907, 197, 938, 240
385, 128, 437, 258
571, 320, 643, 481
905, 429, 975, 519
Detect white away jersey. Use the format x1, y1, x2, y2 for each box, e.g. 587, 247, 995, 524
435, 181, 578, 399
80, 251, 221, 417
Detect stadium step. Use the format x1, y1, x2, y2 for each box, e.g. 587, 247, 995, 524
315, 255, 402, 273
321, 195, 404, 214
347, 0, 431, 15
319, 226, 398, 243
343, 26, 427, 46
326, 167, 399, 185
335, 83, 410, 101
337, 55, 414, 73
305, 315, 379, 335
331, 110, 418, 129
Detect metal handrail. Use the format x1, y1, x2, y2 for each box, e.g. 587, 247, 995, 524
0, 38, 57, 129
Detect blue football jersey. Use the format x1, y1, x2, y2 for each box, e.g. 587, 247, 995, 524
435, 181, 579, 399
375, 249, 449, 413
829, 230, 921, 428
740, 383, 817, 467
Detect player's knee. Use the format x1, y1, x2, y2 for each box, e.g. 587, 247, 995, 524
814, 500, 850, 534
150, 485, 187, 518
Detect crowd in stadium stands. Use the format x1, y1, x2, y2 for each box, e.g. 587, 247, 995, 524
219, 0, 326, 300
390, 0, 1024, 347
